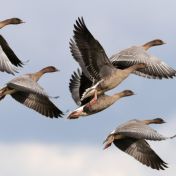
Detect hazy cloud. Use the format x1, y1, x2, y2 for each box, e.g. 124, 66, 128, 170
0, 116, 175, 176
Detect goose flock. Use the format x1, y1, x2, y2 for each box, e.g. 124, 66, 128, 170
0, 16, 175, 170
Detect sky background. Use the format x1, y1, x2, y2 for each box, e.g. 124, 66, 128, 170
0, 0, 176, 175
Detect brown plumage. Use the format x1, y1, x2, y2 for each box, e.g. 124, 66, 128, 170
0, 35, 25, 74
72, 17, 146, 102
103, 118, 176, 170
81, 63, 145, 101
0, 18, 25, 74
0, 18, 24, 29
111, 39, 176, 79
68, 89, 134, 119
68, 69, 134, 119
142, 39, 165, 50
0, 66, 63, 118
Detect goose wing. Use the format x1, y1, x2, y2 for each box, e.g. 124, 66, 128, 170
73, 17, 114, 80
11, 91, 63, 118
70, 39, 93, 80
111, 46, 176, 79
114, 119, 169, 141
114, 138, 168, 170
7, 75, 48, 97
69, 69, 93, 105
0, 35, 23, 74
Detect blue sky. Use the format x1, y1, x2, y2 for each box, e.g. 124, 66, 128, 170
0, 0, 176, 175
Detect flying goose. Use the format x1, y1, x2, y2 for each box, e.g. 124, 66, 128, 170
0, 35, 24, 74
71, 18, 176, 80
68, 69, 134, 119
110, 39, 176, 79
103, 118, 176, 170
0, 66, 63, 118
72, 17, 146, 102
0, 18, 25, 74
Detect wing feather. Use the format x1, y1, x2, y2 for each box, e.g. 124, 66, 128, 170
7, 75, 48, 97
0, 35, 24, 74
114, 138, 168, 170
73, 17, 114, 80
69, 69, 93, 105
11, 91, 63, 118
114, 120, 169, 141
111, 46, 176, 79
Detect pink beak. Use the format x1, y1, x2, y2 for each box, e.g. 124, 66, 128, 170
67, 111, 80, 119
103, 142, 112, 150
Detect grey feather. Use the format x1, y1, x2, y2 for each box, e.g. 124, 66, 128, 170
11, 91, 63, 118
110, 46, 176, 79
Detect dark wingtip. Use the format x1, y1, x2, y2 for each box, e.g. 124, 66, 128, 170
74, 16, 86, 34
57, 110, 64, 118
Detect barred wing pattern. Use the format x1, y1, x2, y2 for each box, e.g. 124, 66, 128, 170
114, 119, 170, 141
110, 46, 176, 79
12, 91, 63, 118
114, 138, 168, 170
69, 69, 93, 105
0, 35, 23, 74
7, 75, 48, 97
73, 17, 114, 80
70, 39, 93, 80
7, 74, 63, 118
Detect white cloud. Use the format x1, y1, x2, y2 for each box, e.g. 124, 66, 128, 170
0, 136, 175, 176
0, 116, 175, 176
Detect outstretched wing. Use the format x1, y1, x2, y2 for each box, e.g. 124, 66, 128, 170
114, 119, 169, 141
0, 35, 23, 74
69, 39, 93, 80
73, 17, 114, 80
114, 138, 168, 170
11, 91, 63, 118
69, 69, 93, 105
111, 46, 176, 79
7, 75, 48, 97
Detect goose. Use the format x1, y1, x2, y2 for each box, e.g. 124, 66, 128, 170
71, 18, 176, 80
0, 66, 63, 118
0, 18, 24, 29
103, 118, 176, 170
72, 17, 146, 102
68, 69, 134, 119
110, 39, 176, 79
0, 35, 24, 74
0, 18, 25, 75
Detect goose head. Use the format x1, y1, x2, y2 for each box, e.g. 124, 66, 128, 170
8, 18, 25, 24
67, 105, 87, 119
143, 39, 166, 50
152, 118, 166, 124
40, 66, 59, 74
121, 90, 135, 97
